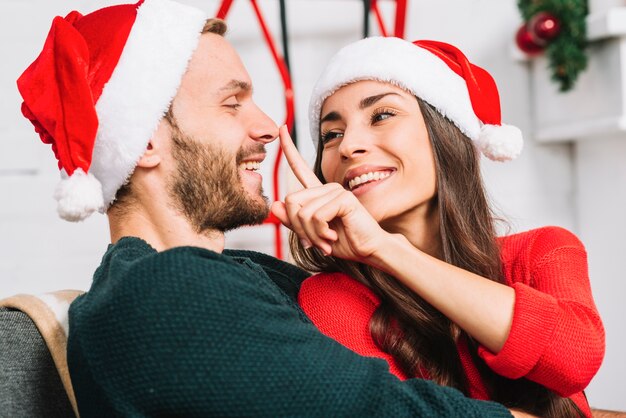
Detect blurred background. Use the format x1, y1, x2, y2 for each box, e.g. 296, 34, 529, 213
1, 0, 624, 410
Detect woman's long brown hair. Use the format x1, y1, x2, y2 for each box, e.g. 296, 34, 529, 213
291, 98, 584, 417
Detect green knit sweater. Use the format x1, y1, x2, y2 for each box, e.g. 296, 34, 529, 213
68, 237, 512, 417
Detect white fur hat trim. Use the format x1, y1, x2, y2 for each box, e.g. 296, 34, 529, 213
478, 124, 524, 162
91, 0, 207, 210
308, 36, 523, 162
54, 169, 104, 222
309, 37, 480, 150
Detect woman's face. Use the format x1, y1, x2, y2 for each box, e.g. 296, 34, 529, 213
319, 80, 438, 232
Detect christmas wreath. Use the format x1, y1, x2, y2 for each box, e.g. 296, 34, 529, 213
516, 0, 588, 92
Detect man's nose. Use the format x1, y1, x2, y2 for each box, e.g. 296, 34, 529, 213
249, 104, 279, 143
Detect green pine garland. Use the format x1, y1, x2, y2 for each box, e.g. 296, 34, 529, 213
517, 0, 588, 91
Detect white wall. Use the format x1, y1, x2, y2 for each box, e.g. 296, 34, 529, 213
0, 0, 621, 410
575, 135, 626, 410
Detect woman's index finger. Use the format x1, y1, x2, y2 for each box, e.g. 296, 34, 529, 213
279, 125, 322, 188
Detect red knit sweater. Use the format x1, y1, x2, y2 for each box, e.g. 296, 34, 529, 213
298, 227, 605, 417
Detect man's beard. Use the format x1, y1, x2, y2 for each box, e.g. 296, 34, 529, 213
167, 125, 269, 234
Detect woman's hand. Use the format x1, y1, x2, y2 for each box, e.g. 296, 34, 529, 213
271, 126, 390, 262
271, 128, 516, 355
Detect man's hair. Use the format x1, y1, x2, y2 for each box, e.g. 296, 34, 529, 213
109, 18, 227, 217
202, 18, 227, 36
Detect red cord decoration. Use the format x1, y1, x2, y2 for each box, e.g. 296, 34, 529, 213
371, 0, 389, 37
371, 0, 408, 38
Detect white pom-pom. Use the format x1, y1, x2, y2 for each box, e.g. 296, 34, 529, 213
477, 124, 524, 162
54, 169, 104, 222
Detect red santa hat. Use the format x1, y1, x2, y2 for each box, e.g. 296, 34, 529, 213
17, 0, 207, 221
309, 37, 523, 162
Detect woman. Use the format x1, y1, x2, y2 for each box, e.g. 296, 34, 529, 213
271, 37, 605, 417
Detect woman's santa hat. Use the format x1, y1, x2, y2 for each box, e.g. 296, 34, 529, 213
309, 37, 523, 162
17, 0, 207, 221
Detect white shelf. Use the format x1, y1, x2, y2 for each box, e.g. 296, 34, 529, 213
531, 8, 626, 143
588, 7, 626, 40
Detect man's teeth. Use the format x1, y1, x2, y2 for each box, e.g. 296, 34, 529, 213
348, 171, 390, 190
239, 161, 260, 171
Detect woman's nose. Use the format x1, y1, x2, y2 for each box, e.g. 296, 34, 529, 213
338, 129, 370, 160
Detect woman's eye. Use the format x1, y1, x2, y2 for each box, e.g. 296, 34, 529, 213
320, 130, 343, 145
371, 109, 397, 123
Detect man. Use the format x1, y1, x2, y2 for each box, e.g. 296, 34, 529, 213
17, 0, 525, 416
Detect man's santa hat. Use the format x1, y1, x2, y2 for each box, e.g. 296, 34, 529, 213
309, 37, 523, 162
17, 0, 207, 221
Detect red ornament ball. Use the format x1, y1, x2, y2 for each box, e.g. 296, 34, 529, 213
529, 12, 561, 44
516, 25, 544, 55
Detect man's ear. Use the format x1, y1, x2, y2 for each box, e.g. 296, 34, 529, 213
136, 140, 162, 168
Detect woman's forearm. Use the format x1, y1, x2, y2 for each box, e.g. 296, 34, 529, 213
370, 233, 515, 353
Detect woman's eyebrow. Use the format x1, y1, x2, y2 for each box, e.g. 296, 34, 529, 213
359, 92, 401, 109
320, 111, 341, 124
321, 92, 401, 124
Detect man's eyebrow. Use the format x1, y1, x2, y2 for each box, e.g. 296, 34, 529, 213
220, 79, 252, 93
359, 92, 400, 109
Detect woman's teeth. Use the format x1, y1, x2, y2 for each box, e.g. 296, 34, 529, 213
348, 171, 390, 190
239, 161, 260, 171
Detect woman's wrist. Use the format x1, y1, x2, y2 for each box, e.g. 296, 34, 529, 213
368, 232, 422, 275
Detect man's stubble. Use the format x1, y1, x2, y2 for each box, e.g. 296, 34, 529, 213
167, 117, 269, 234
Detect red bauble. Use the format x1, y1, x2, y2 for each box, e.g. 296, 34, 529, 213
529, 12, 561, 44
516, 25, 544, 55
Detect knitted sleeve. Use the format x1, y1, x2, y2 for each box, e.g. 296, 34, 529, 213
478, 227, 605, 396
71, 246, 512, 418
